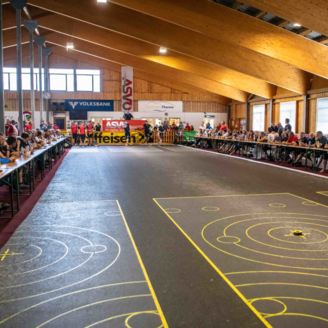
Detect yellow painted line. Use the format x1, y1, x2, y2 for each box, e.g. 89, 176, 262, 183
236, 282, 328, 291
153, 198, 272, 328
224, 271, 328, 278
1, 249, 9, 261
317, 191, 328, 196
148, 145, 164, 152
117, 201, 168, 328
287, 193, 328, 209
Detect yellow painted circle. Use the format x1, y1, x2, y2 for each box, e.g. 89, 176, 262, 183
125, 311, 162, 328
269, 203, 286, 208
202, 207, 220, 211
164, 208, 181, 214
217, 236, 240, 244
250, 298, 287, 316
268, 227, 328, 244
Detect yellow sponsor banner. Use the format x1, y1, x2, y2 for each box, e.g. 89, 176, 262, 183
91, 131, 145, 145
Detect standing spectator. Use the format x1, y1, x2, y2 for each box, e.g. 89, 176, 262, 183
185, 123, 191, 132
124, 122, 130, 146
158, 122, 165, 146
190, 125, 195, 131
95, 121, 102, 132
199, 122, 205, 131
40, 120, 45, 130
277, 122, 284, 137
25, 121, 32, 131
79, 122, 86, 147
13, 120, 19, 134
53, 123, 59, 130
123, 111, 133, 121
284, 118, 292, 133
71, 121, 78, 145
220, 121, 228, 131
178, 122, 184, 134
5, 119, 14, 137
217, 123, 222, 131
47, 122, 53, 129
271, 122, 278, 133
143, 120, 151, 144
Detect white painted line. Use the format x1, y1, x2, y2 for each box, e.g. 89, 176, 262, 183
178, 145, 328, 181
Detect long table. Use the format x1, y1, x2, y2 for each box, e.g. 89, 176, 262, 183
0, 138, 67, 218
192, 136, 327, 171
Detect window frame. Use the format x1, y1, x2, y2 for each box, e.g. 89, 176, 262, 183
316, 97, 328, 134
252, 104, 265, 132
75, 68, 101, 93
280, 101, 296, 132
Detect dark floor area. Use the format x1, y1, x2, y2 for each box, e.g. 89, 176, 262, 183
1, 145, 328, 327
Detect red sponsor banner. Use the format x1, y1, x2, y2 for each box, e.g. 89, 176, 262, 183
103, 120, 145, 132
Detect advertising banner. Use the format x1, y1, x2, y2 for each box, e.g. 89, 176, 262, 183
138, 101, 183, 113
102, 120, 145, 132
93, 131, 144, 145
65, 100, 114, 111
121, 67, 133, 112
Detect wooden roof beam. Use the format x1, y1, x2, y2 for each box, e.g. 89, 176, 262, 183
297, 27, 312, 36
231, 1, 243, 10
254, 10, 267, 19
90, 0, 322, 84
3, 8, 275, 99
277, 20, 290, 28
240, 0, 328, 38
26, 0, 311, 94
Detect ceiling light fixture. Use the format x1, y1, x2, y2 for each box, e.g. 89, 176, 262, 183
97, 0, 107, 2
293, 23, 301, 27
66, 42, 74, 50
159, 47, 167, 53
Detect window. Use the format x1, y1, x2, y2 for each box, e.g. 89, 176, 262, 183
280, 101, 296, 132
253, 105, 265, 131
317, 98, 328, 134
76, 69, 101, 92
49, 69, 74, 92
3, 67, 100, 92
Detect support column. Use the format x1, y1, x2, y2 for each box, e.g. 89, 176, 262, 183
245, 102, 248, 131
269, 99, 273, 126
34, 36, 46, 126
10, 0, 27, 135
42, 48, 51, 123
24, 20, 38, 128
0, 3, 5, 134
303, 95, 307, 133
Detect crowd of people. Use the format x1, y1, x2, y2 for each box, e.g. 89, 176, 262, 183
194, 119, 328, 173
1, 119, 66, 192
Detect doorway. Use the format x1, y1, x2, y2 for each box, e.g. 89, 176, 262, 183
203, 118, 215, 129
55, 117, 66, 130
169, 118, 180, 126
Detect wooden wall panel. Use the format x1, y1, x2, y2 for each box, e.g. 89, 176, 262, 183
308, 99, 317, 133
311, 76, 328, 91
265, 104, 270, 131
297, 100, 303, 133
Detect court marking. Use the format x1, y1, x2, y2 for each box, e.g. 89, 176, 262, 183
317, 191, 328, 197
153, 197, 273, 328
154, 193, 328, 327
70, 147, 99, 153
117, 201, 168, 328
178, 145, 328, 180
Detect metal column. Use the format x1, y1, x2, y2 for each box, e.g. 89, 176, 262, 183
303, 95, 307, 133
42, 48, 51, 123
10, 0, 27, 135
34, 36, 46, 125
0, 3, 5, 134
24, 20, 38, 128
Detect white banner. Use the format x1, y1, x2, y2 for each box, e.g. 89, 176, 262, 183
138, 101, 183, 113
121, 67, 133, 112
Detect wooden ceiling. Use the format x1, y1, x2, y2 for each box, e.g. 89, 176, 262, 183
2, 0, 328, 105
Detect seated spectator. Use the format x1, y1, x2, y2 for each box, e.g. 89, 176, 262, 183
313, 131, 328, 172
185, 123, 191, 132
25, 121, 32, 131
53, 123, 59, 130
267, 127, 275, 143
292, 132, 309, 166
277, 122, 283, 137
5, 119, 15, 137
190, 125, 194, 131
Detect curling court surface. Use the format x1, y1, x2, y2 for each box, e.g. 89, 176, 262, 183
2, 145, 328, 327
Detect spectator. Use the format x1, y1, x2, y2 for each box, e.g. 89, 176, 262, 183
270, 122, 278, 133
87, 121, 94, 146
5, 119, 15, 137
267, 127, 275, 143
158, 122, 165, 146
53, 123, 59, 130
206, 123, 213, 130
123, 111, 133, 121
190, 125, 195, 131
40, 120, 45, 130
178, 122, 184, 134
284, 118, 292, 133
143, 120, 151, 144
185, 123, 191, 132
220, 121, 228, 131
199, 122, 205, 130
25, 121, 32, 131
124, 122, 130, 146
313, 131, 328, 171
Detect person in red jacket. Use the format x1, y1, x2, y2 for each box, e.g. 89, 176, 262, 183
185, 123, 191, 132
79, 122, 86, 147
53, 123, 59, 130
25, 121, 32, 131
71, 121, 78, 145
87, 121, 94, 146
220, 121, 228, 131
5, 119, 14, 137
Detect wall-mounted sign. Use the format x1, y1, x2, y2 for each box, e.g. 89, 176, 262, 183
102, 120, 146, 132
138, 101, 183, 113
65, 100, 114, 111
121, 67, 133, 112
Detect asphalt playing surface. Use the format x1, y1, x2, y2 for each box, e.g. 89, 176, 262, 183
2, 144, 328, 327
